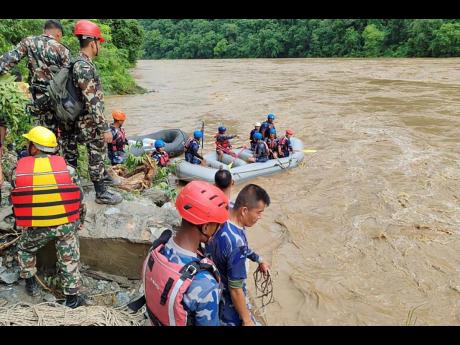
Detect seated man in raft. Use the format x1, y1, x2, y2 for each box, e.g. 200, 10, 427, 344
184, 130, 206, 165
278, 128, 294, 158
215, 126, 239, 162
265, 127, 279, 159
247, 132, 270, 163
151, 139, 170, 167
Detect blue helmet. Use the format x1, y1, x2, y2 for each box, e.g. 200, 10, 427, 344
155, 139, 166, 149
253, 132, 263, 140
267, 113, 275, 120
269, 128, 277, 135
193, 130, 203, 139
218, 126, 226, 134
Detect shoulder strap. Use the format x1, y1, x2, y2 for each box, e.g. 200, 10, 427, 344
178, 258, 220, 283
149, 229, 173, 251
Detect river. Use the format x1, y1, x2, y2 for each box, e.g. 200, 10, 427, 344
106, 58, 460, 325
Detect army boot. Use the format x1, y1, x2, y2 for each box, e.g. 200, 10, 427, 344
65, 294, 87, 309
25, 276, 40, 297
102, 169, 115, 186
94, 181, 122, 205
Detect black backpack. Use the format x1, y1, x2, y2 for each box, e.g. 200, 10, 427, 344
47, 57, 87, 123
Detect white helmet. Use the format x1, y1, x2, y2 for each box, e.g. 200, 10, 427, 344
254, 122, 261, 127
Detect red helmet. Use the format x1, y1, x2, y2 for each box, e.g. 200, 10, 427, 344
74, 20, 105, 43
286, 128, 295, 135
175, 181, 229, 225
112, 110, 126, 121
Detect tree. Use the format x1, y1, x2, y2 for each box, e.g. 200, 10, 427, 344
214, 38, 229, 58
430, 22, 460, 57
362, 24, 385, 57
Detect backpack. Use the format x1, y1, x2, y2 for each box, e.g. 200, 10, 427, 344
47, 57, 87, 123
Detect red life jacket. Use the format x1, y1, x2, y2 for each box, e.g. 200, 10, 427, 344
11, 155, 81, 228
153, 150, 170, 167
143, 230, 220, 326
110, 127, 126, 152
214, 133, 231, 149
266, 138, 278, 150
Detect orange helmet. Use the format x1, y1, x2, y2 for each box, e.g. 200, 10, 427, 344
112, 110, 126, 121
74, 20, 105, 43
175, 181, 229, 225
286, 128, 294, 136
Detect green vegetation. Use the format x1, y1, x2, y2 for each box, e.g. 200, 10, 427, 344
0, 19, 145, 95
152, 163, 178, 201
0, 75, 33, 147
140, 19, 460, 59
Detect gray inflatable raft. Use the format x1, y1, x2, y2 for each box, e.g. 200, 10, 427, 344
175, 137, 305, 184
128, 129, 188, 158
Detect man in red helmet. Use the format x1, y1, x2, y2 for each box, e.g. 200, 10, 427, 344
59, 20, 122, 205
136, 180, 229, 326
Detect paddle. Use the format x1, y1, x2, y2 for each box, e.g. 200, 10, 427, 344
294, 149, 317, 153
200, 120, 205, 157
228, 145, 247, 168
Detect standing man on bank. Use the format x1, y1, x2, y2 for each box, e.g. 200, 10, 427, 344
206, 184, 271, 326
59, 20, 122, 205
11, 126, 86, 308
0, 20, 69, 187
0, 19, 70, 132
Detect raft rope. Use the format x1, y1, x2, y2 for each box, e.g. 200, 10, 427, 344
253, 269, 274, 308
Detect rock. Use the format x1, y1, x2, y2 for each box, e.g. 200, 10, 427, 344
0, 267, 20, 284
142, 187, 169, 206
115, 292, 130, 307
97, 280, 108, 291
103, 207, 120, 216
42, 293, 56, 303
36, 189, 180, 279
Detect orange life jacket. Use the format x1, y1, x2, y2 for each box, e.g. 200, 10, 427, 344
11, 155, 82, 228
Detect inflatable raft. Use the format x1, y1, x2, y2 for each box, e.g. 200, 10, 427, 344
175, 137, 304, 184
127, 129, 188, 158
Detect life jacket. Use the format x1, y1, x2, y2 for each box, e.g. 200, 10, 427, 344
152, 150, 170, 167
142, 230, 220, 326
184, 137, 198, 155
278, 136, 291, 156
11, 155, 81, 228
266, 138, 278, 150
109, 126, 126, 153
260, 122, 275, 138
214, 133, 231, 149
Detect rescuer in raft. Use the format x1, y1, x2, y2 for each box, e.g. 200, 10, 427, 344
10, 126, 87, 309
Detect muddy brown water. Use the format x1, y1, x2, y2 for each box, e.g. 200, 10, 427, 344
107, 58, 460, 325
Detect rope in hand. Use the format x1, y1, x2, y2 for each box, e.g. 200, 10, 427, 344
253, 269, 274, 308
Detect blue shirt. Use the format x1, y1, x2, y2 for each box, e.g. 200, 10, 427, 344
160, 237, 221, 326
205, 221, 261, 326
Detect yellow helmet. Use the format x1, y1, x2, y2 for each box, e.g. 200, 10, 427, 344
22, 126, 58, 153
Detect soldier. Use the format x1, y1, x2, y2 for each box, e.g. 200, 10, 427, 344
59, 20, 122, 205
11, 126, 86, 308
0, 19, 70, 132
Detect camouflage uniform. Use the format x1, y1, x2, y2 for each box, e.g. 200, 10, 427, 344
0, 34, 71, 131
60, 52, 109, 183
12, 154, 86, 296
